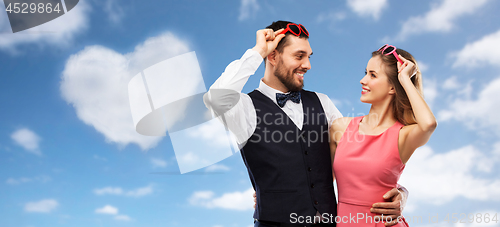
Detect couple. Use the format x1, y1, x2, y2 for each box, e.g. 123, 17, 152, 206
204, 20, 436, 227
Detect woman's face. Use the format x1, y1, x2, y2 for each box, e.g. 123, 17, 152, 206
360, 56, 395, 104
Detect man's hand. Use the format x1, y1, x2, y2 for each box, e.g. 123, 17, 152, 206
252, 28, 285, 59
370, 188, 404, 226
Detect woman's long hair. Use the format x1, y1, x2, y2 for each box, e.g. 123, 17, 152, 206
371, 49, 423, 125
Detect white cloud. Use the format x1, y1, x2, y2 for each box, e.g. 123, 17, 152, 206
494, 142, 500, 158
188, 119, 235, 149
93, 155, 107, 161
7, 177, 32, 184
93, 185, 153, 197
316, 10, 347, 32
393, 0, 491, 41
95, 205, 133, 221
346, 0, 388, 20
417, 61, 429, 73
6, 175, 51, 185
399, 145, 500, 205
95, 205, 118, 215
125, 185, 153, 197
104, 0, 125, 24
317, 11, 347, 23
438, 76, 500, 137
452, 29, 500, 68
190, 191, 214, 201
443, 79, 473, 99
0, 1, 9, 29
423, 78, 438, 108
205, 164, 230, 172
177, 151, 212, 170
238, 0, 259, 21
114, 215, 132, 221
170, 116, 237, 173
25, 199, 59, 213
189, 188, 254, 211
60, 32, 190, 150
0, 0, 90, 54
442, 76, 461, 90
94, 187, 123, 195
11, 128, 42, 156
126, 33, 192, 75
151, 158, 167, 168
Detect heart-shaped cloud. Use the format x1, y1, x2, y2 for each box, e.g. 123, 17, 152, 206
60, 32, 191, 150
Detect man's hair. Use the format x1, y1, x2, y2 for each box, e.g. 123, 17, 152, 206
266, 20, 309, 54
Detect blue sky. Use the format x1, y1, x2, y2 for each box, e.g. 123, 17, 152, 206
1, 0, 500, 226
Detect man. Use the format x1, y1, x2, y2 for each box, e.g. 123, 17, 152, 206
204, 21, 406, 227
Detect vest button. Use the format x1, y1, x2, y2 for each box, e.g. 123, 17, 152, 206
311, 183, 315, 188
305, 151, 308, 155
314, 200, 319, 205
308, 167, 312, 171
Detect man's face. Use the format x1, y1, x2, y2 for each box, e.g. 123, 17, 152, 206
274, 36, 313, 92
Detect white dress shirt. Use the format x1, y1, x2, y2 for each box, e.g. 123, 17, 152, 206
204, 49, 343, 147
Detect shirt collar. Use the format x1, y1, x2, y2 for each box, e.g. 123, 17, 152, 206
257, 79, 301, 104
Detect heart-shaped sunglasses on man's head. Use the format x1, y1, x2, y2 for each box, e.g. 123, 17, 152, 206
279, 23, 309, 37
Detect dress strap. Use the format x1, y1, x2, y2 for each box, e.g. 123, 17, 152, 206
338, 116, 363, 144
386, 120, 405, 136
351, 116, 364, 130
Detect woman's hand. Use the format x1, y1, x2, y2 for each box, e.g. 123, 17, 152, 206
397, 55, 417, 80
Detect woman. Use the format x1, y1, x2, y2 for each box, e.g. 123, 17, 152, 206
330, 45, 437, 226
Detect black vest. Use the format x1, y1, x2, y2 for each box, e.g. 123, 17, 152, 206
241, 89, 337, 224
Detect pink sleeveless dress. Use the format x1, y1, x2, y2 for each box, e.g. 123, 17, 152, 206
333, 116, 409, 226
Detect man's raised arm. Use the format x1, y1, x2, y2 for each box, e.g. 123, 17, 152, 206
203, 29, 285, 145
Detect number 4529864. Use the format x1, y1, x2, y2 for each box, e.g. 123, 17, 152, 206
5, 3, 62, 14
444, 213, 498, 224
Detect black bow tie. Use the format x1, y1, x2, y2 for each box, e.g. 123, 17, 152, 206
276, 91, 301, 108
